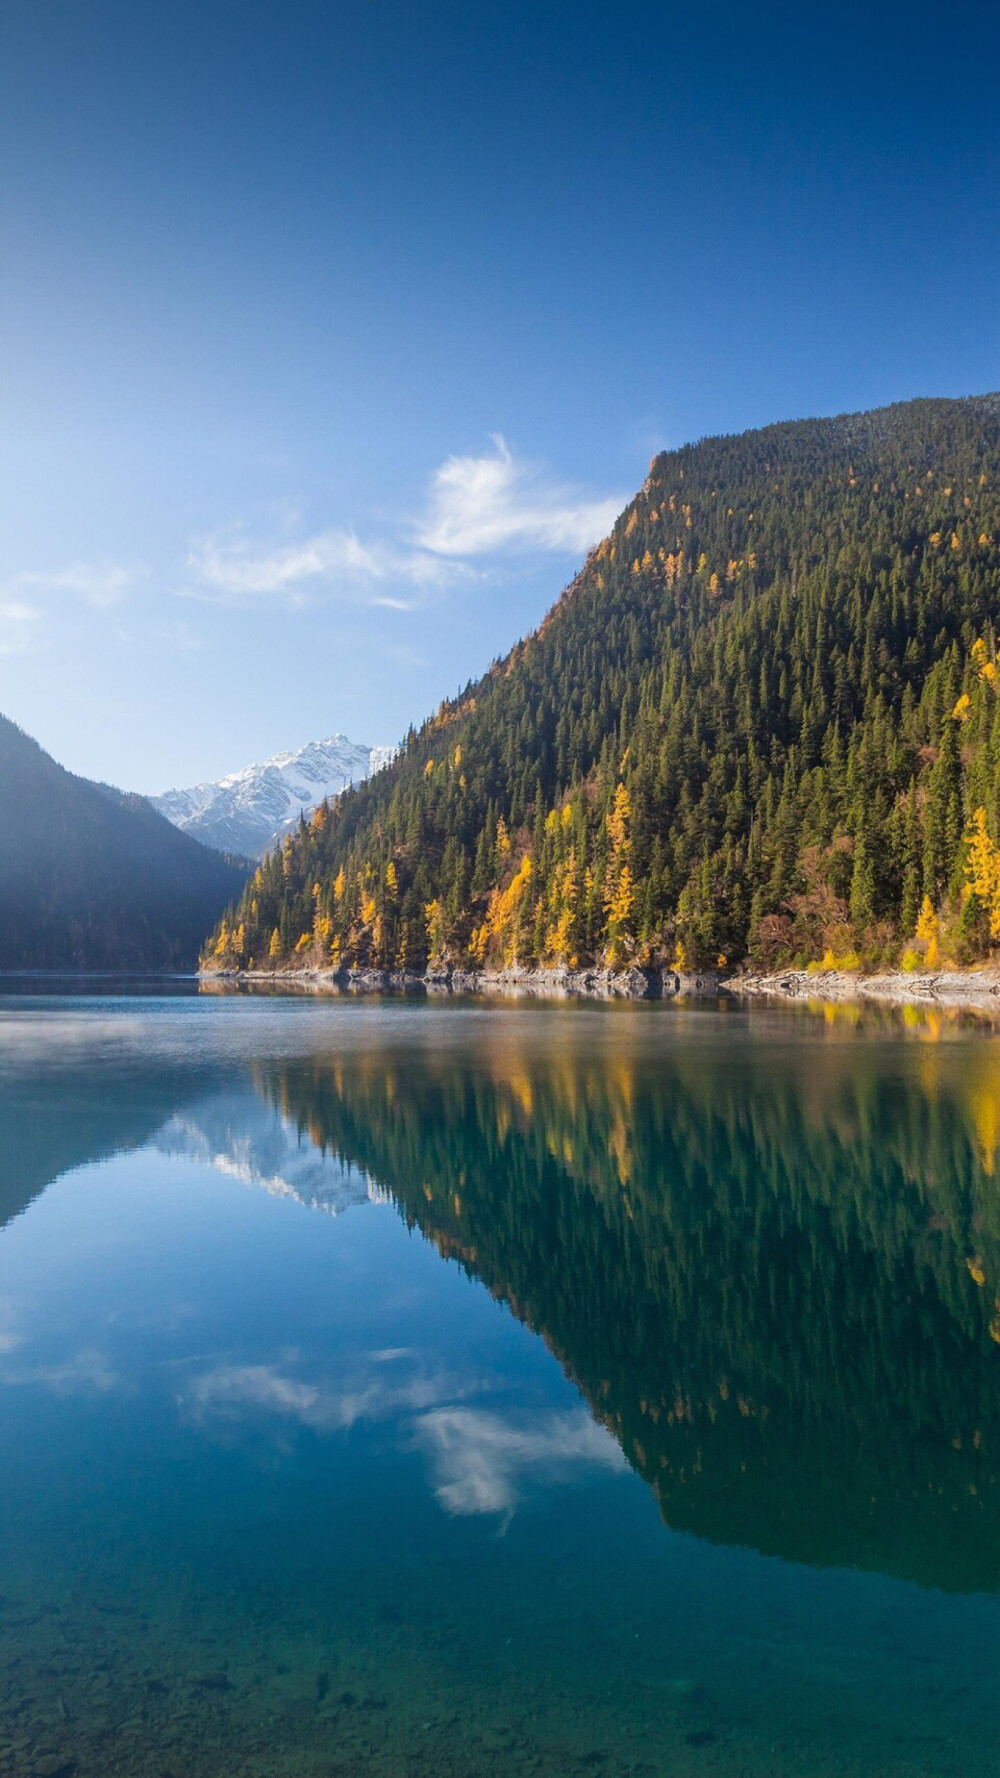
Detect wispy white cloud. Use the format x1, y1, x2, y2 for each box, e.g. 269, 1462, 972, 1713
17, 560, 141, 608
187, 1363, 328, 1425
0, 1297, 23, 1355
412, 1406, 626, 1520
181, 1350, 625, 1523
182, 1354, 461, 1434
182, 438, 625, 610
0, 559, 143, 654
0, 440, 626, 648
184, 526, 469, 608
414, 435, 626, 558
188, 530, 384, 600
0, 1345, 124, 1396
0, 598, 42, 655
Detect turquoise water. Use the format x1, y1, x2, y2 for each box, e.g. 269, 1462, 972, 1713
2, 993, 1000, 1776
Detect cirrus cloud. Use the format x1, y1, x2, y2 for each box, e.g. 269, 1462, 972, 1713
415, 435, 626, 558
183, 439, 626, 609
184, 526, 472, 608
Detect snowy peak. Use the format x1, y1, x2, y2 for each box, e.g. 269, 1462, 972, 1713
151, 733, 393, 859
155, 1091, 386, 1217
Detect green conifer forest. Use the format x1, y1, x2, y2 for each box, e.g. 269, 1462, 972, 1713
206, 394, 1000, 975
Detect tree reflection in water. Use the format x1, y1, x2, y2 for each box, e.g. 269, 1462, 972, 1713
256, 1002, 1000, 1593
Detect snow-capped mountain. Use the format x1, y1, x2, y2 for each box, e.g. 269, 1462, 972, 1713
155, 1090, 387, 1217
150, 734, 394, 860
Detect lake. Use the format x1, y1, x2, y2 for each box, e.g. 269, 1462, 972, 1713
1, 989, 999, 1777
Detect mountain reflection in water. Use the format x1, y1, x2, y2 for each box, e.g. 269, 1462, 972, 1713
227, 1004, 1000, 1595
5, 995, 1000, 1778
6, 998, 1000, 1593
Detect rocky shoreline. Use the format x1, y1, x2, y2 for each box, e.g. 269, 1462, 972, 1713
734, 967, 1000, 1009
202, 960, 1000, 1009
202, 962, 721, 999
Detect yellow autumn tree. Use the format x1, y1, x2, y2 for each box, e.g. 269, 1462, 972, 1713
606, 783, 631, 856
482, 854, 532, 966
604, 865, 636, 966
966, 807, 1000, 938
972, 635, 998, 687
604, 784, 634, 963
914, 895, 941, 967
545, 847, 579, 965
424, 898, 446, 962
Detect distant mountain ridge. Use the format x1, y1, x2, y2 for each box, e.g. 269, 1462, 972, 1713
0, 714, 247, 971
152, 734, 394, 859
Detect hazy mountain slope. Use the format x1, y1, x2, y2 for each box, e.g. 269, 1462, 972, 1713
152, 735, 394, 858
207, 393, 1000, 975
0, 715, 248, 971
0, 1063, 205, 1229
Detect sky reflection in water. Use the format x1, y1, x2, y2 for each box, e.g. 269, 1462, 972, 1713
1, 992, 999, 1777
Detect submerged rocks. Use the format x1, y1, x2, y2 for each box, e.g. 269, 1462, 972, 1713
189, 1671, 233, 1692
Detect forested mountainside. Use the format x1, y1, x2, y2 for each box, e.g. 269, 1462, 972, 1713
0, 716, 248, 971
208, 393, 1000, 976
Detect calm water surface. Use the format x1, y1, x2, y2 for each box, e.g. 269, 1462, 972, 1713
1, 991, 999, 1777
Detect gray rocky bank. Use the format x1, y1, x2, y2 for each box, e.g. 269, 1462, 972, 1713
202, 962, 721, 999
203, 960, 1000, 1010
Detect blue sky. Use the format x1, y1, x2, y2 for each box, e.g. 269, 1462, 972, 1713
1, 0, 998, 790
